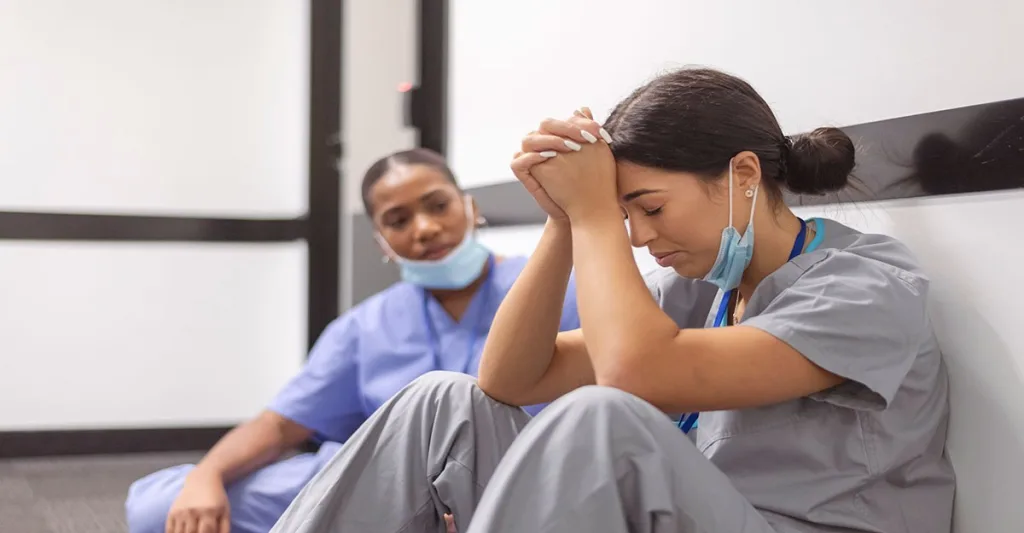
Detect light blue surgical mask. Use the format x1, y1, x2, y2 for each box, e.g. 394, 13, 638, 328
376, 195, 491, 290
703, 159, 759, 293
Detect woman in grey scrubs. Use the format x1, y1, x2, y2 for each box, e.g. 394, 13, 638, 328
271, 68, 955, 533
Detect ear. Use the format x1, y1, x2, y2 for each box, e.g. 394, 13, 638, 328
467, 195, 487, 227
732, 151, 763, 190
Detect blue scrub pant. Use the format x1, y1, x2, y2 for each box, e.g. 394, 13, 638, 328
125, 444, 339, 533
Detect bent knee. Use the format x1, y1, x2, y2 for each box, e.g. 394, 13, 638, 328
409, 370, 478, 392
549, 385, 653, 415
125, 465, 193, 533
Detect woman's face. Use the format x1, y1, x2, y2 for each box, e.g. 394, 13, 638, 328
369, 164, 473, 261
617, 158, 756, 279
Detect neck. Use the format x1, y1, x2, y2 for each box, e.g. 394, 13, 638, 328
737, 209, 803, 303
427, 256, 495, 320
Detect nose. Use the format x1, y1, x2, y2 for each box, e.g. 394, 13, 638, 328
627, 216, 656, 248
412, 213, 442, 242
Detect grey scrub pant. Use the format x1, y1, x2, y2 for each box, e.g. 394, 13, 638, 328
269, 371, 775, 533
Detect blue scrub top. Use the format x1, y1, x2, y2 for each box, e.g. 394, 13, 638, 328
268, 256, 581, 444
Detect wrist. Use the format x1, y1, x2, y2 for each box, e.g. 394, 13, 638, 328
567, 202, 621, 228
187, 465, 225, 485
545, 216, 571, 232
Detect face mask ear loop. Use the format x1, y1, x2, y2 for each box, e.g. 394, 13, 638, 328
727, 160, 735, 230
374, 233, 399, 263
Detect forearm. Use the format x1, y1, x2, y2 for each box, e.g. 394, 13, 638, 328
570, 211, 679, 382
478, 218, 574, 399
192, 411, 309, 484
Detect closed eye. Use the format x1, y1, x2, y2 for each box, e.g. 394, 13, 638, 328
643, 206, 663, 216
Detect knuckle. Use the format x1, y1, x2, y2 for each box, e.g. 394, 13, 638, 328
539, 117, 561, 131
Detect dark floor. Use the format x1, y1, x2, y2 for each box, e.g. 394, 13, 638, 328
0, 452, 201, 533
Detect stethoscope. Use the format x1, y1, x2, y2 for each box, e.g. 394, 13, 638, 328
421, 255, 496, 375
677, 218, 823, 434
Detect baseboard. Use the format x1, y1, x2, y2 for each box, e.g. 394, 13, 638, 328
0, 427, 232, 458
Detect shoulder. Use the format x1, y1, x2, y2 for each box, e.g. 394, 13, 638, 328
794, 219, 929, 296
743, 221, 933, 408
747, 220, 931, 347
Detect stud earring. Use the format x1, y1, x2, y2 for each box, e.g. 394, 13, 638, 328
381, 256, 390, 264
744, 188, 755, 198
475, 215, 488, 227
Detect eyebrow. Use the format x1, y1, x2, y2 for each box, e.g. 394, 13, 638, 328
621, 188, 663, 202
418, 189, 448, 203
379, 189, 451, 220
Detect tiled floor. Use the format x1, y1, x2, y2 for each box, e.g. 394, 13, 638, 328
0, 452, 200, 533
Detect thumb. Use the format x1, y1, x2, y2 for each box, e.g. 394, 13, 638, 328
444, 513, 457, 533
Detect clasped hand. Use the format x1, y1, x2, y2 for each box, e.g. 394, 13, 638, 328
510, 108, 618, 224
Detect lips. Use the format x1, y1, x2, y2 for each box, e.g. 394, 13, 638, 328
421, 245, 453, 260
651, 251, 680, 267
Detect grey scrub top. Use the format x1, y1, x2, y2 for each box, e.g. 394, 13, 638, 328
645, 218, 955, 533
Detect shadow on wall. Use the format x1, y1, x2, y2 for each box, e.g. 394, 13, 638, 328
789, 97, 1024, 206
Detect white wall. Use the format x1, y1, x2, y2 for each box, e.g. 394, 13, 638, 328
0, 1, 309, 217
0, 1, 310, 430
459, 2, 1024, 531
448, 0, 1024, 188
0, 242, 306, 430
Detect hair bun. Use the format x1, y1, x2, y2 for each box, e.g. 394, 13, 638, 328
783, 127, 856, 195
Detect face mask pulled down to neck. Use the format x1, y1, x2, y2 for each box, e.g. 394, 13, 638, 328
703, 159, 759, 293
376, 195, 491, 290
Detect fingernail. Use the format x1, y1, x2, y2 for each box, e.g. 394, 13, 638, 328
540, 151, 557, 158
580, 130, 598, 144
564, 139, 582, 151
599, 128, 614, 143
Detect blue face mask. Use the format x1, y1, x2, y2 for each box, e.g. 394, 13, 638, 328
377, 195, 491, 290
703, 159, 759, 293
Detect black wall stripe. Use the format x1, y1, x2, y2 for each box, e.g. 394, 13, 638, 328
0, 428, 233, 459
0, 0, 343, 457
0, 212, 306, 241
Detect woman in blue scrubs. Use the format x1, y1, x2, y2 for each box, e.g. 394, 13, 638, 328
124, 148, 580, 533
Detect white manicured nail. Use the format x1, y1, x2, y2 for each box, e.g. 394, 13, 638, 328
539, 151, 558, 158
580, 130, 598, 144
564, 139, 582, 151
599, 128, 613, 143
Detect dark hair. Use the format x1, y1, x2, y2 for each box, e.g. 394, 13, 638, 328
603, 67, 855, 198
361, 148, 460, 214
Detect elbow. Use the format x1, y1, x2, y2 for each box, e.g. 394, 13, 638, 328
476, 369, 520, 406
476, 371, 501, 398
594, 365, 643, 397
589, 335, 683, 407
591, 345, 651, 396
